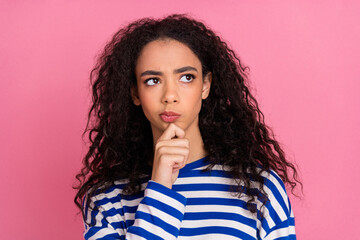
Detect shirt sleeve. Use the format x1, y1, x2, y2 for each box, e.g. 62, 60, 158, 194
262, 207, 296, 240
83, 180, 187, 240
259, 170, 296, 240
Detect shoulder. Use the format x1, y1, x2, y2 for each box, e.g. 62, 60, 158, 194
84, 177, 149, 219
259, 169, 291, 216
255, 168, 292, 218
82, 177, 151, 239
256, 169, 295, 239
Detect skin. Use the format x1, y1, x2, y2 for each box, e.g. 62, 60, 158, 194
131, 38, 212, 189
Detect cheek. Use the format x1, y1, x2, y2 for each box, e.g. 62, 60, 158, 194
139, 103, 155, 124
137, 86, 154, 104
193, 97, 203, 114
138, 89, 158, 119
185, 89, 203, 113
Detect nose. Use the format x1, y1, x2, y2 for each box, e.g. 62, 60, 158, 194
161, 80, 179, 104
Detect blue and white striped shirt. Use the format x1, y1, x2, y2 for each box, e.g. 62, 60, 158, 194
84, 156, 295, 239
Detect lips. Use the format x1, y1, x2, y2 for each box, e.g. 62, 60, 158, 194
160, 111, 181, 122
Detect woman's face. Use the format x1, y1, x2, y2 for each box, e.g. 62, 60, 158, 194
132, 38, 211, 140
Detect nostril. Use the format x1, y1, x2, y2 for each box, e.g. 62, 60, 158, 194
164, 99, 177, 103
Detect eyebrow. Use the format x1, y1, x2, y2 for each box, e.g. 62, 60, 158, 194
140, 66, 198, 77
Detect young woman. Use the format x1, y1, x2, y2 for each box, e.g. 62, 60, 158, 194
74, 14, 301, 240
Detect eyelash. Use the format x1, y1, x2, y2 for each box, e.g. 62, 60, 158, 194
144, 74, 196, 85
144, 78, 159, 85
180, 74, 195, 82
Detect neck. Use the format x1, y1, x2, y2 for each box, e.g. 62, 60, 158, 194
183, 122, 208, 164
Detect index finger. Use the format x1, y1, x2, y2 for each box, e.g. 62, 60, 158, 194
158, 123, 185, 141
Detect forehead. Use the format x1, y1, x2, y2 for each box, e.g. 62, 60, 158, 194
135, 39, 202, 72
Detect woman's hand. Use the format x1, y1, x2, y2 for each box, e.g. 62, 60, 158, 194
151, 123, 189, 189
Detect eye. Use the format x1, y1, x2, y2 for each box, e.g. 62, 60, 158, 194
144, 78, 159, 86
179, 74, 195, 83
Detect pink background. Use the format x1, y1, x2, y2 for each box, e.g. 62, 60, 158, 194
1, 1, 359, 239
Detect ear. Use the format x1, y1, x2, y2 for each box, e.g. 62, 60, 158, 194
202, 72, 212, 100
130, 87, 141, 106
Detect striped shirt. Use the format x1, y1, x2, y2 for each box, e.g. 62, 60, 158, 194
84, 156, 295, 240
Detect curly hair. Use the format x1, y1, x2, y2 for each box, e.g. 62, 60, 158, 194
74, 14, 301, 220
